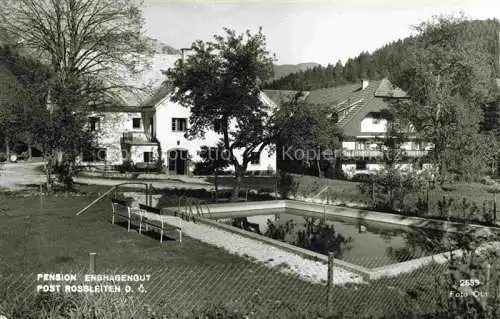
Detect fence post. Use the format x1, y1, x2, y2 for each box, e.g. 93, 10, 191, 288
89, 252, 96, 274
274, 175, 278, 200
149, 183, 153, 206
371, 178, 375, 204
145, 184, 149, 206
486, 263, 491, 293
326, 252, 334, 311
39, 184, 44, 209
426, 181, 430, 215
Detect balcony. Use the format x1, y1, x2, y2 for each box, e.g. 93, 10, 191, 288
341, 150, 382, 158
121, 132, 157, 145
341, 149, 429, 158
402, 149, 429, 157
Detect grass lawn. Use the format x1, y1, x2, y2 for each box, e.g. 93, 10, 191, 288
205, 174, 360, 194
209, 174, 500, 225
0, 184, 451, 318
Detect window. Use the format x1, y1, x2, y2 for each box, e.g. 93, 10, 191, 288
89, 117, 100, 131
355, 141, 367, 150
250, 152, 260, 165
96, 148, 107, 161
172, 118, 187, 132
371, 112, 382, 124
143, 152, 153, 163
355, 160, 367, 170
132, 118, 141, 129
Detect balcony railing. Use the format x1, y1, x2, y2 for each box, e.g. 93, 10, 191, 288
121, 131, 154, 144
341, 149, 429, 158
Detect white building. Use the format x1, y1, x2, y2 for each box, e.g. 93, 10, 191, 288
140, 85, 276, 175
79, 53, 277, 175
265, 78, 431, 178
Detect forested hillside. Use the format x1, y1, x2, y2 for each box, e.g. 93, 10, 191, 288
264, 19, 500, 91
272, 62, 320, 80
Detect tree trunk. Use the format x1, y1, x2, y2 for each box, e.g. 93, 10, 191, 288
334, 155, 343, 179
439, 148, 448, 186
371, 178, 375, 203
390, 188, 395, 212
27, 141, 32, 161
214, 170, 219, 203
231, 167, 243, 202
45, 156, 53, 192
56, 149, 63, 167
316, 158, 324, 178
5, 136, 10, 158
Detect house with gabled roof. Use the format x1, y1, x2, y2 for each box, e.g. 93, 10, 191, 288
77, 54, 179, 168
140, 83, 277, 175
78, 50, 427, 178
264, 78, 430, 178
79, 53, 278, 175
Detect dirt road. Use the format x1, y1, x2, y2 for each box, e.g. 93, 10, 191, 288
0, 162, 46, 190
0, 162, 215, 190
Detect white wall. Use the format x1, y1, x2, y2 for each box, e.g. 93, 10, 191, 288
79, 111, 144, 165
129, 145, 159, 164
342, 141, 355, 150
154, 97, 276, 173
360, 116, 388, 133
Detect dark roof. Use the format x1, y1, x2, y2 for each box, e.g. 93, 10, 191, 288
305, 82, 370, 107
375, 78, 408, 98
342, 97, 391, 136
112, 54, 180, 107
81, 106, 153, 113
141, 82, 172, 107
265, 78, 407, 130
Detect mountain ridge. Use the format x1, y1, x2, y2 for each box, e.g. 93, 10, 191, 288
272, 62, 321, 80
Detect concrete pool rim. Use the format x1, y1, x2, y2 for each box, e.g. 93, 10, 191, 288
189, 200, 499, 280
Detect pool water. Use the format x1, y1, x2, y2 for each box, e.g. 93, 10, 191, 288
217, 209, 460, 268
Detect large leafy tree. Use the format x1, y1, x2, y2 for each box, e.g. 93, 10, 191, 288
167, 28, 275, 200
0, 0, 151, 189
273, 92, 343, 178
389, 15, 500, 183
195, 144, 230, 202
0, 45, 50, 160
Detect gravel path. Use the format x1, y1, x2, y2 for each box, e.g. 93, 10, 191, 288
0, 162, 215, 190
0, 162, 46, 190
174, 217, 364, 285
75, 176, 215, 190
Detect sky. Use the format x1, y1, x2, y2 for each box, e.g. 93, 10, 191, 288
142, 0, 500, 66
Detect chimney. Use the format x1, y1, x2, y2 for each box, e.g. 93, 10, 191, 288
361, 79, 369, 90
180, 47, 192, 68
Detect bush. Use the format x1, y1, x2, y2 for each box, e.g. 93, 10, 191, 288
117, 160, 133, 173
277, 172, 297, 198
480, 175, 498, 186
358, 167, 427, 213
351, 172, 374, 183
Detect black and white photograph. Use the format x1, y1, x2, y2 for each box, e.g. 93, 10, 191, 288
1, 0, 500, 318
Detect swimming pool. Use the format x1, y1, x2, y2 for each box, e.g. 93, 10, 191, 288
215, 208, 458, 268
